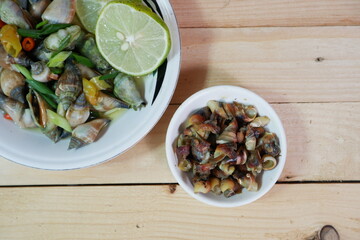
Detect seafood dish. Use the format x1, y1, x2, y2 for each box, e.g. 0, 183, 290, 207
0, 0, 169, 149
176, 100, 281, 198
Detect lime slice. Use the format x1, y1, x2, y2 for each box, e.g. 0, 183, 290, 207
95, 1, 171, 76
75, 0, 112, 34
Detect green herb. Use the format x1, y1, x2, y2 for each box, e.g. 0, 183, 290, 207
50, 67, 63, 75
47, 109, 72, 132
51, 35, 71, 58
71, 53, 95, 68
48, 51, 72, 68
39, 92, 57, 109
13, 64, 33, 80
99, 71, 119, 80
17, 24, 72, 39
14, 64, 57, 102
35, 20, 49, 29
25, 79, 57, 99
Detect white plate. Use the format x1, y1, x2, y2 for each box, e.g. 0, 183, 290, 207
0, 1, 181, 170
166, 86, 287, 207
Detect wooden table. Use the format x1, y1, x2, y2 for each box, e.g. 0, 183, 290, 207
1, 1, 359, 239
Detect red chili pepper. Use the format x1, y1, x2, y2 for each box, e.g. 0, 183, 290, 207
22, 37, 36, 51
4, 113, 12, 120
0, 20, 6, 28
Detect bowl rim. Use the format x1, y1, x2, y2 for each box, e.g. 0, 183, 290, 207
165, 85, 287, 207
0, 0, 182, 171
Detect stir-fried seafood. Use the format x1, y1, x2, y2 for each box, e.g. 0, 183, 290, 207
0, 0, 152, 149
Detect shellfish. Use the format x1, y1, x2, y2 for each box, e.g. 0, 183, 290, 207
42, 0, 75, 24
30, 61, 51, 83
0, 93, 35, 128
44, 25, 82, 51
68, 118, 110, 149
93, 92, 129, 112
0, 0, 32, 29
113, 73, 145, 110
65, 93, 90, 128
29, 0, 51, 19
55, 60, 82, 110
77, 34, 111, 74
0, 68, 25, 103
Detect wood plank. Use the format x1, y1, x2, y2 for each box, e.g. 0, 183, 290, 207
174, 27, 360, 103
0, 184, 359, 239
172, 0, 360, 28
0, 102, 359, 185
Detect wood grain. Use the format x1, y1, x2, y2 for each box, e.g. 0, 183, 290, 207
174, 26, 360, 104
172, 0, 360, 28
0, 184, 359, 240
0, 102, 359, 185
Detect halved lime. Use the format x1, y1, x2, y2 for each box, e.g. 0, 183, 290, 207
76, 0, 112, 34
95, 1, 171, 76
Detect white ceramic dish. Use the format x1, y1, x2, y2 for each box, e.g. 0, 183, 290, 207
166, 86, 287, 207
0, 1, 181, 170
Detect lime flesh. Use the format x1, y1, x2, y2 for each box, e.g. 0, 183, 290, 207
95, 1, 171, 76
76, 0, 112, 34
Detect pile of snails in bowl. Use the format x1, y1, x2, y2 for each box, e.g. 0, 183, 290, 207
176, 100, 281, 198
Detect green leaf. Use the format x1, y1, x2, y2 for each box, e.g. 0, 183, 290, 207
13, 64, 33, 80
47, 109, 72, 132
47, 51, 72, 68
38, 92, 57, 109
71, 53, 95, 68
17, 24, 72, 39
51, 35, 71, 57
36, 20, 49, 29
99, 71, 119, 80
14, 64, 58, 109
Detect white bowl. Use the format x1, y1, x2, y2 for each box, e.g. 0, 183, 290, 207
0, 1, 181, 170
166, 86, 287, 207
